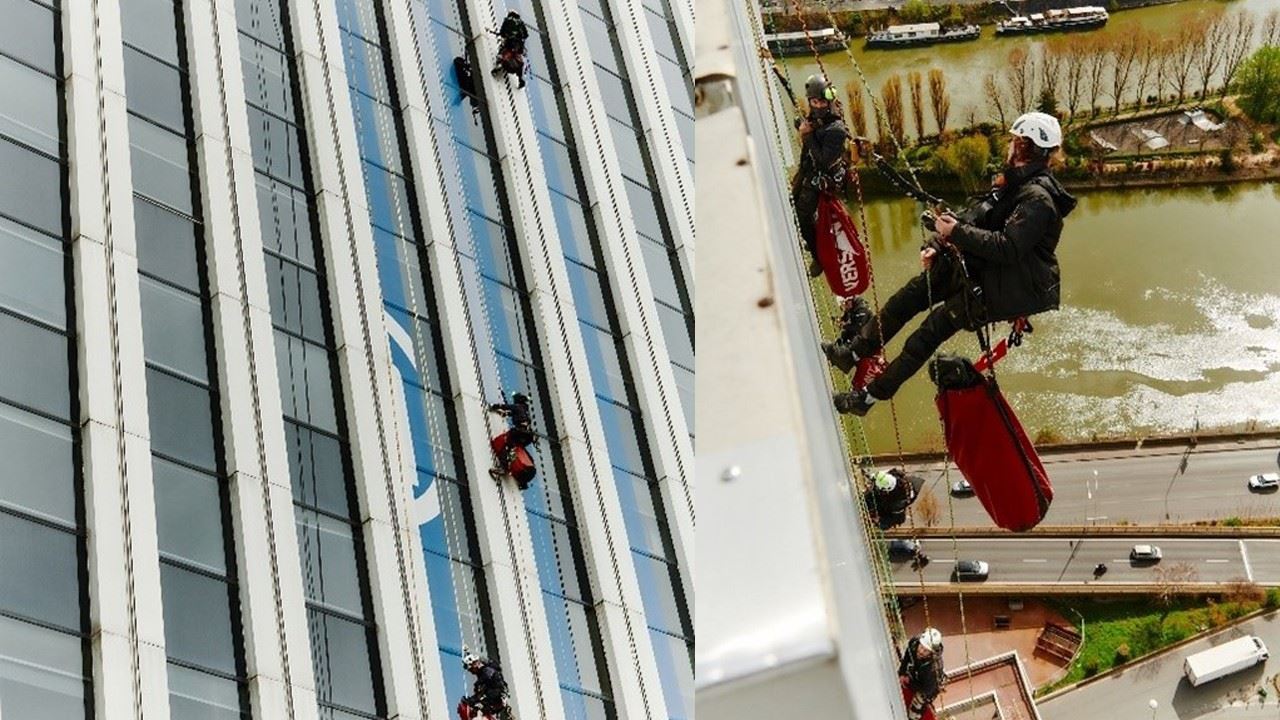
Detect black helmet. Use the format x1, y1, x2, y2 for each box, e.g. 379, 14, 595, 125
805, 74, 835, 102
507, 9, 520, 16
513, 392, 530, 405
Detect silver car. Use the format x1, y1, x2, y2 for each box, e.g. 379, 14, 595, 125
953, 560, 989, 581
1130, 544, 1163, 563
950, 477, 973, 496
1248, 473, 1280, 490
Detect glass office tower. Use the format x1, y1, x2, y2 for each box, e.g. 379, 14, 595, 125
0, 0, 690, 714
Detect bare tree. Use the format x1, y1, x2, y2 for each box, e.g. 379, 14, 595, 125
1220, 12, 1258, 96
882, 75, 907, 148
1193, 10, 1231, 100
1170, 20, 1204, 103
1133, 29, 1160, 109
908, 70, 925, 139
1005, 46, 1036, 112
1264, 9, 1280, 47
1154, 561, 1200, 606
913, 489, 941, 527
984, 72, 1008, 127
1223, 578, 1266, 605
1061, 36, 1088, 119
845, 80, 868, 138
1110, 26, 1141, 114
1041, 40, 1065, 106
1084, 36, 1110, 116
928, 68, 951, 136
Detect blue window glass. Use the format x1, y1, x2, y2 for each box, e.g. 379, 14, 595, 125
0, 0, 57, 73
0, 213, 66, 328
145, 367, 217, 470
0, 402, 74, 524
159, 565, 239, 674
0, 137, 62, 235
0, 615, 87, 718
308, 610, 379, 714
0, 312, 70, 419
296, 509, 367, 617
0, 54, 59, 156
0, 511, 79, 629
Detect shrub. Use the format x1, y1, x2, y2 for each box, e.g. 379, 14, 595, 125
1264, 588, 1280, 609
1235, 46, 1280, 123
1083, 658, 1100, 677
1250, 133, 1265, 153
1114, 644, 1131, 664
1223, 516, 1244, 527
1220, 148, 1238, 173
1132, 618, 1163, 654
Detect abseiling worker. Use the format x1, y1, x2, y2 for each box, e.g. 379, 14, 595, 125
899, 627, 947, 720
827, 112, 1077, 416
791, 74, 851, 278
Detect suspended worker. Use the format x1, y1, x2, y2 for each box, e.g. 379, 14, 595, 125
791, 74, 850, 278
900, 628, 946, 720
489, 392, 537, 490
492, 10, 529, 88
458, 651, 513, 720
829, 112, 1077, 416
863, 467, 922, 530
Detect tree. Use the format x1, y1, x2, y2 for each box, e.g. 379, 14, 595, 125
1224, 578, 1266, 605
1036, 87, 1059, 115
1170, 20, 1203, 103
1221, 12, 1258, 97
1264, 9, 1280, 47
908, 71, 925, 139
913, 488, 941, 527
1133, 29, 1160, 108
1061, 36, 1088, 119
928, 68, 951, 135
1235, 46, 1280, 123
882, 75, 907, 148
1042, 40, 1065, 104
1193, 10, 1230, 101
1154, 561, 1200, 607
1110, 26, 1141, 114
932, 135, 992, 193
1084, 36, 1110, 116
1005, 46, 1036, 113
845, 81, 868, 138
984, 72, 1008, 127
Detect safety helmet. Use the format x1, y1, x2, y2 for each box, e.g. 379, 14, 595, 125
513, 392, 530, 405
919, 627, 943, 653
873, 469, 898, 493
462, 651, 482, 668
805, 74, 836, 102
507, 9, 519, 16
1010, 112, 1062, 149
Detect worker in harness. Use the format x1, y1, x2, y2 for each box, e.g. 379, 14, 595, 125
792, 74, 850, 278
489, 392, 537, 490
863, 468, 921, 530
458, 651, 513, 720
830, 112, 1077, 416
491, 10, 529, 88
900, 628, 946, 720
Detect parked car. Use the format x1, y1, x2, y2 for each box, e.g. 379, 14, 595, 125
953, 560, 989, 581
1248, 473, 1280, 490
950, 477, 973, 496
887, 539, 922, 560
1129, 544, 1163, 563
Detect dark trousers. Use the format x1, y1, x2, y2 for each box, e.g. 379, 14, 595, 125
792, 180, 820, 257
850, 259, 983, 400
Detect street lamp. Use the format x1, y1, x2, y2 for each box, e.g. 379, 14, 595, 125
1149, 698, 1158, 718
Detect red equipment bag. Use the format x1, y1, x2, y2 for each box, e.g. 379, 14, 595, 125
932, 356, 1052, 532
458, 701, 478, 720
901, 686, 937, 720
814, 192, 870, 298
491, 432, 537, 486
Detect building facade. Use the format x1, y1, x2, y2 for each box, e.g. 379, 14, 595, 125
0, 0, 691, 715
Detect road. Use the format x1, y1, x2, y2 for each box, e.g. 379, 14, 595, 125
1039, 612, 1280, 720
889, 537, 1280, 587
908, 443, 1280, 527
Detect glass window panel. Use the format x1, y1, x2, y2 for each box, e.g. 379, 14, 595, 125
650, 628, 693, 720
0, 513, 78, 628
608, 117, 647, 184
134, 197, 201, 292
632, 550, 683, 634
0, 214, 65, 328
0, 0, 56, 73
120, 0, 180, 62
386, 307, 439, 392
274, 333, 339, 433
591, 66, 630, 126
539, 134, 578, 198
614, 468, 664, 555
638, 235, 683, 311
579, 322, 629, 404
129, 116, 193, 214
622, 176, 663, 247
418, 476, 471, 559
527, 513, 585, 601
363, 163, 415, 239
526, 77, 564, 142
402, 384, 458, 478
423, 551, 487, 655
373, 229, 429, 317
319, 706, 375, 720
285, 422, 350, 517
453, 144, 503, 223
422, 0, 463, 35
655, 301, 692, 369
0, 615, 86, 719
644, 6, 678, 63
245, 106, 305, 188
658, 55, 692, 117
265, 254, 325, 343
160, 564, 238, 674
466, 210, 513, 286
579, 12, 616, 74
0, 403, 74, 524
308, 610, 378, 714
541, 595, 605, 696
146, 367, 217, 470
482, 279, 534, 366
561, 688, 611, 720
0, 138, 62, 235
335, 0, 379, 41
352, 92, 403, 175
340, 31, 390, 105
240, 36, 293, 118
671, 362, 693, 433
0, 312, 69, 419
548, 191, 593, 266
140, 277, 208, 382
0, 54, 59, 156
235, 0, 286, 48
674, 110, 693, 167
296, 509, 365, 616
153, 457, 226, 574
595, 398, 644, 476
123, 46, 186, 132
565, 262, 610, 330
167, 665, 245, 720
255, 175, 315, 268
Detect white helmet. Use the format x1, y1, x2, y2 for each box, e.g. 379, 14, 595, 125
1010, 112, 1062, 149
919, 627, 943, 653
873, 470, 898, 493
462, 651, 482, 668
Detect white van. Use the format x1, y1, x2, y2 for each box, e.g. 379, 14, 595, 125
1184, 636, 1269, 686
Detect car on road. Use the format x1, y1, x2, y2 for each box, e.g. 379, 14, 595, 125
950, 478, 973, 496
953, 560, 989, 581
887, 539, 921, 560
1248, 473, 1280, 490
1130, 544, 1163, 563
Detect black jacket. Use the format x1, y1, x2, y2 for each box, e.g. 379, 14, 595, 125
469, 661, 508, 703
947, 162, 1076, 322
499, 16, 528, 43
796, 112, 849, 184
490, 400, 532, 433
899, 637, 945, 702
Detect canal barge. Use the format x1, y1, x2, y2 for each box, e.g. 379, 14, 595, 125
995, 6, 1109, 36
764, 27, 847, 56
865, 22, 981, 48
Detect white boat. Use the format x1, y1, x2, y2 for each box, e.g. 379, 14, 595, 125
764, 27, 847, 57
996, 6, 1108, 36
865, 22, 981, 48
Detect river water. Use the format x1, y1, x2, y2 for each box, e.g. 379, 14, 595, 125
849, 182, 1280, 453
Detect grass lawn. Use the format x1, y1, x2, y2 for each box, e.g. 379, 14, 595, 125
1038, 593, 1280, 696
